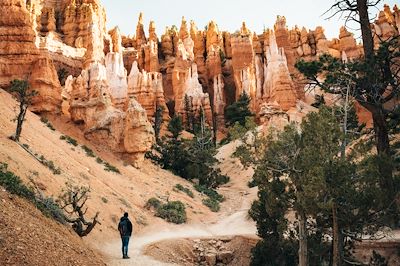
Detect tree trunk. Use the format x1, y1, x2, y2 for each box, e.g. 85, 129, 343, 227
370, 106, 395, 200
332, 202, 342, 266
15, 104, 27, 142
298, 210, 308, 266
356, 0, 374, 59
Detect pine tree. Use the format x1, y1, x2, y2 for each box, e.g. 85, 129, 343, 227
224, 92, 253, 127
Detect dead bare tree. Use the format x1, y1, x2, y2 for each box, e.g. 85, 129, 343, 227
58, 183, 100, 237
9, 79, 37, 142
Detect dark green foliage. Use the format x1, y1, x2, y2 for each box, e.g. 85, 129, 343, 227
39, 155, 61, 175
0, 163, 66, 224
219, 49, 226, 66
81, 145, 95, 157
60, 135, 78, 146
175, 184, 194, 198
147, 115, 229, 189
248, 108, 393, 264
0, 163, 35, 199
184, 95, 195, 132
194, 184, 224, 202
311, 94, 325, 108
145, 197, 162, 210
154, 105, 164, 143
295, 37, 400, 201
155, 201, 187, 224
224, 92, 253, 127
168, 115, 183, 139
40, 117, 55, 131
96, 157, 103, 164
202, 198, 220, 212
103, 162, 120, 174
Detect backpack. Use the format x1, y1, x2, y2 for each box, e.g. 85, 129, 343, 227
119, 219, 129, 236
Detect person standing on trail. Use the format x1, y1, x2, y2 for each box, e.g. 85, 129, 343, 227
118, 212, 133, 259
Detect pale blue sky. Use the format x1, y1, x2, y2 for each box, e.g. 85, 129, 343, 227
101, 0, 397, 39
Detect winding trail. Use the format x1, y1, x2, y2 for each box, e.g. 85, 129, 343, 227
101, 140, 258, 265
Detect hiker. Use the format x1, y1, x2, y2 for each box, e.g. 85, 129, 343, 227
118, 212, 133, 259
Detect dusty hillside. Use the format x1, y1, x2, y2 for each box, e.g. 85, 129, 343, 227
0, 189, 105, 265
0, 89, 216, 260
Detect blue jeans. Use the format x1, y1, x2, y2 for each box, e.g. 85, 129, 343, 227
121, 236, 130, 257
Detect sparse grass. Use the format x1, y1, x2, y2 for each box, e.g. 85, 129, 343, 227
81, 145, 95, 157
40, 117, 55, 131
60, 135, 78, 146
175, 184, 194, 198
0, 163, 65, 223
202, 198, 220, 212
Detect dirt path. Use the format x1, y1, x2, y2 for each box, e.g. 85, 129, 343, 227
100, 140, 258, 265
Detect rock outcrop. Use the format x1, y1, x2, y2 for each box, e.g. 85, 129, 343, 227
1, 1, 399, 161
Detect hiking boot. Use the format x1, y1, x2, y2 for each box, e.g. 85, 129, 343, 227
123, 255, 130, 259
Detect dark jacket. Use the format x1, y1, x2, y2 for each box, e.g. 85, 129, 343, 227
118, 217, 133, 237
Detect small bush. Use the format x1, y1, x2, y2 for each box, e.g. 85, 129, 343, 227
104, 162, 120, 174
96, 157, 103, 164
81, 145, 95, 157
156, 201, 187, 224
60, 135, 78, 146
0, 163, 35, 199
0, 163, 65, 223
40, 158, 61, 175
101, 197, 108, 204
40, 117, 55, 131
194, 184, 224, 202
145, 197, 162, 210
175, 184, 194, 198
22, 143, 29, 149
36, 196, 66, 224
202, 198, 220, 212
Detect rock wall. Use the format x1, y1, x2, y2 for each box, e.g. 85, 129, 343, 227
1, 1, 399, 161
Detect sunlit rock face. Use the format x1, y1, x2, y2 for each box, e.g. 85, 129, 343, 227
2, 1, 399, 156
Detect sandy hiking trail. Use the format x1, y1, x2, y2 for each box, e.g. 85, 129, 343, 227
100, 140, 258, 265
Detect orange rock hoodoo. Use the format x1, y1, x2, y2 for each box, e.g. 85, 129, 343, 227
1, 1, 399, 164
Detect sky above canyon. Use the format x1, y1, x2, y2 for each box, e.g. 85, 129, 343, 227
101, 0, 398, 39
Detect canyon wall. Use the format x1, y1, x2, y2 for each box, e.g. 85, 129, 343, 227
1, 1, 399, 162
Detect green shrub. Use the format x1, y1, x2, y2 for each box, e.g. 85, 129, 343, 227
175, 184, 194, 198
60, 135, 78, 146
81, 145, 95, 157
96, 157, 103, 164
0, 163, 65, 223
156, 201, 187, 224
104, 162, 120, 174
40, 117, 55, 131
0, 163, 35, 199
202, 198, 220, 212
35, 196, 66, 224
194, 184, 224, 202
40, 158, 61, 175
145, 197, 162, 210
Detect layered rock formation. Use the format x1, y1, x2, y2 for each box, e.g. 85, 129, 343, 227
1, 1, 399, 161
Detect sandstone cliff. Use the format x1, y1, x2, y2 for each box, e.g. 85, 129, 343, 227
1, 1, 399, 161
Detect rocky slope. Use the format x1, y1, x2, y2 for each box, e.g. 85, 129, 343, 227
1, 1, 399, 166
0, 189, 106, 266
0, 89, 216, 258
